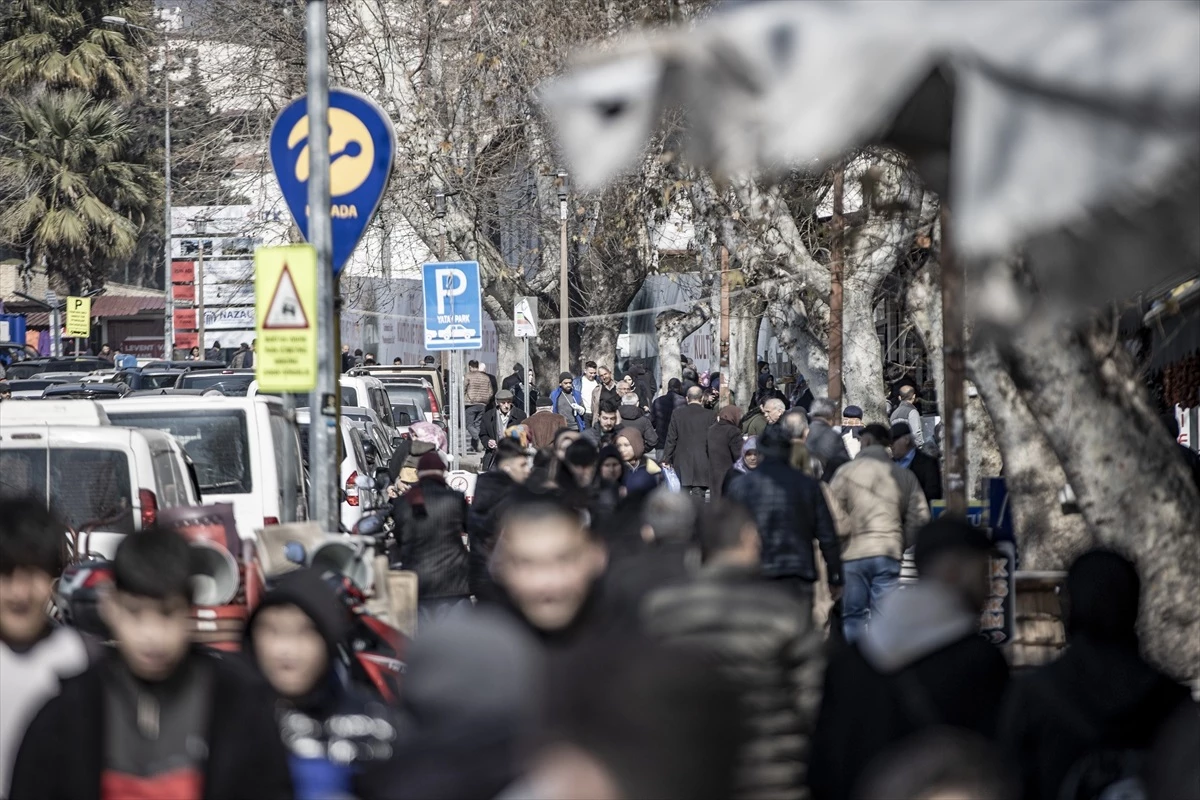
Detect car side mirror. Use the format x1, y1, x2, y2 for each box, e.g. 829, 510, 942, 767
284, 541, 307, 565
392, 436, 406, 449
395, 411, 412, 426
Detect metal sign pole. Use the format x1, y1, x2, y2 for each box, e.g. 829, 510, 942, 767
306, 0, 338, 532
523, 338, 530, 416
447, 351, 457, 462
458, 350, 467, 456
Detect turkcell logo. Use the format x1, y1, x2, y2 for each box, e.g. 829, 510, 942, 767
422, 261, 482, 351
268, 89, 395, 276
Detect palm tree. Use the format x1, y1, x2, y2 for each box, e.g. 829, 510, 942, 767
0, 0, 147, 99
0, 90, 159, 291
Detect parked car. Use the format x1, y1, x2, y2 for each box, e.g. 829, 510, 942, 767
0, 408, 201, 555
339, 405, 401, 471
294, 409, 379, 533
375, 378, 437, 423
339, 373, 400, 437
141, 359, 228, 371
7, 357, 110, 379
3, 377, 73, 398
175, 368, 256, 395
113, 369, 189, 390
351, 365, 445, 415
41, 382, 130, 400
99, 395, 307, 539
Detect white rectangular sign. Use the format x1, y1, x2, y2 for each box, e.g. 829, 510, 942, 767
514, 296, 537, 338
203, 306, 257, 330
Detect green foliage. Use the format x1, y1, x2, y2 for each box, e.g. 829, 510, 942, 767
0, 90, 159, 291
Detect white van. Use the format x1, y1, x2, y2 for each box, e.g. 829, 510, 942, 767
0, 424, 200, 551
294, 409, 379, 532
99, 395, 307, 539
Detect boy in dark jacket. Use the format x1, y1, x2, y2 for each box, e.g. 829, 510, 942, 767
247, 569, 396, 800
9, 528, 292, 800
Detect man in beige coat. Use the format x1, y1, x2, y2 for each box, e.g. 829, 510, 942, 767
830, 423, 930, 642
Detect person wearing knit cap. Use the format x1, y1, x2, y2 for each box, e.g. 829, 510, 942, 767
246, 568, 395, 800
842, 404, 865, 458
549, 373, 586, 431
391, 451, 471, 620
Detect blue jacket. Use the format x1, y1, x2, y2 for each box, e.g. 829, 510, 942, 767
725, 456, 843, 583
549, 385, 585, 431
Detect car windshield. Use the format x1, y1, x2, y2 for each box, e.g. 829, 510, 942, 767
105, 409, 253, 494
383, 384, 430, 413
142, 373, 181, 389
0, 447, 134, 533
177, 373, 255, 394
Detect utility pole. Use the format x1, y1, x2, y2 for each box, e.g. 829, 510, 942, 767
306, 0, 338, 532
828, 164, 845, 412
940, 206, 968, 514
719, 245, 731, 409
196, 220, 206, 354
557, 171, 569, 375
162, 27, 173, 360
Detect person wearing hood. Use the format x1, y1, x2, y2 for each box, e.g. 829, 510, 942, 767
615, 428, 662, 494
721, 435, 760, 495
589, 445, 626, 525
755, 373, 787, 408
616, 393, 657, 450
829, 423, 930, 642
809, 516, 1010, 800
391, 452, 471, 622
790, 374, 815, 413
246, 568, 396, 800
706, 404, 744, 499
998, 549, 1193, 800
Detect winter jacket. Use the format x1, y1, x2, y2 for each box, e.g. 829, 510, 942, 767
664, 403, 716, 487
725, 457, 843, 584
0, 627, 90, 797
464, 370, 493, 406
467, 470, 519, 599
581, 423, 623, 449
602, 541, 694, 633
392, 478, 471, 599
618, 404, 658, 450
890, 401, 924, 447
706, 420, 743, 499
523, 411, 568, 449
479, 407, 528, 470
809, 582, 1010, 800
806, 419, 850, 481
829, 445, 930, 562
643, 563, 825, 800
549, 387, 585, 431
741, 410, 768, 438
246, 569, 396, 800
907, 449, 943, 502
651, 391, 686, 444
998, 637, 1192, 800
9, 647, 292, 800
590, 382, 620, 421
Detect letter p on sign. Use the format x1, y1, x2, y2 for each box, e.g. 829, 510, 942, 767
435, 268, 467, 314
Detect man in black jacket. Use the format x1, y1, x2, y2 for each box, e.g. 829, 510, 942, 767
663, 386, 716, 497
891, 422, 942, 502
725, 423, 843, 619
479, 389, 528, 470
809, 517, 1009, 800
651, 378, 686, 457
998, 549, 1192, 800
644, 501, 824, 800
10, 528, 292, 800
468, 440, 532, 600
806, 397, 850, 481
392, 452, 471, 621
616, 393, 657, 450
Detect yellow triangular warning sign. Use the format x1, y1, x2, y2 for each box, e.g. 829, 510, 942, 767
263, 264, 310, 329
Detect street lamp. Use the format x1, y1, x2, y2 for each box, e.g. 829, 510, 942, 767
556, 170, 569, 375
104, 14, 173, 359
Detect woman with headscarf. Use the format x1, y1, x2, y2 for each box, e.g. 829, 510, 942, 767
615, 428, 661, 493
722, 435, 760, 495
706, 405, 744, 499
589, 444, 626, 525
755, 373, 787, 409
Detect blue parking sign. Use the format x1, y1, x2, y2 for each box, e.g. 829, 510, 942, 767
423, 261, 483, 350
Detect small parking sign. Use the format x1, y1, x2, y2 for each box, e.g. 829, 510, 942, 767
423, 261, 482, 350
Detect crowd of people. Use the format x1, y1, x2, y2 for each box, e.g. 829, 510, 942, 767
2, 355, 1198, 800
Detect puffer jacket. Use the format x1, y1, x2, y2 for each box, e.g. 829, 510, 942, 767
391, 478, 470, 599
642, 563, 826, 800
828, 445, 930, 562
725, 457, 843, 585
